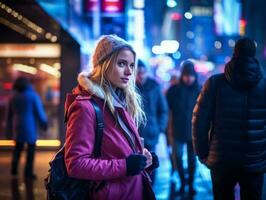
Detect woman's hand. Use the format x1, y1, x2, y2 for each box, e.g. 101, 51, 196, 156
143, 148, 152, 168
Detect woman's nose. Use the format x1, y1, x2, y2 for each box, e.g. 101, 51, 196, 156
125, 66, 132, 76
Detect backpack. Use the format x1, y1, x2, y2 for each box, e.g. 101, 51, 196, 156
44, 98, 105, 200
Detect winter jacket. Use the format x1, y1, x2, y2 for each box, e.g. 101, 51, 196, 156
64, 72, 151, 200
137, 78, 168, 149
6, 86, 47, 143
166, 79, 201, 142
192, 56, 266, 172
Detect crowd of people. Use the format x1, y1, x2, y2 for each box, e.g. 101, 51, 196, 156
6, 35, 266, 200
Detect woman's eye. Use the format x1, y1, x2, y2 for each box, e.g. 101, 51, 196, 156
130, 64, 135, 69
118, 62, 126, 67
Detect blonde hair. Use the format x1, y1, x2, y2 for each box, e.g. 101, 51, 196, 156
89, 47, 146, 127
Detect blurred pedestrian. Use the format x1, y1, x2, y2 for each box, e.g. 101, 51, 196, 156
166, 60, 201, 195
169, 74, 179, 86
136, 59, 168, 183
192, 37, 266, 200
136, 59, 168, 151
6, 77, 48, 179
64, 35, 159, 200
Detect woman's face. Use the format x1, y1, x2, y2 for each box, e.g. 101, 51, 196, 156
106, 49, 135, 89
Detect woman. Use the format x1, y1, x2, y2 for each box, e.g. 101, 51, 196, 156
64, 35, 159, 199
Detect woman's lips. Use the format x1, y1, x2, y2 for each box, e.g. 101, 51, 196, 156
121, 78, 129, 83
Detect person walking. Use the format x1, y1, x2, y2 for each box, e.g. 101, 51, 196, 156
192, 37, 266, 200
136, 59, 168, 183
166, 60, 201, 195
64, 35, 159, 200
136, 59, 168, 152
7, 77, 48, 179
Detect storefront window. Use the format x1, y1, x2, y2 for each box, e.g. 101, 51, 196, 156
0, 44, 61, 144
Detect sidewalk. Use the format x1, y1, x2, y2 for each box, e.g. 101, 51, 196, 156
0, 135, 265, 200
0, 150, 55, 200
154, 134, 213, 200
154, 134, 266, 200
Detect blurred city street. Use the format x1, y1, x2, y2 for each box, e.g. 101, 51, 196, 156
1, 1, 266, 200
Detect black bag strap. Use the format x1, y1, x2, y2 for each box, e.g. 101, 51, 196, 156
60, 98, 104, 158
89, 98, 104, 158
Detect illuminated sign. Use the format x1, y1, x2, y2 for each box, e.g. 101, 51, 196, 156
85, 0, 98, 12
85, 0, 124, 13
133, 0, 144, 9
102, 0, 124, 13
0, 44, 61, 58
190, 6, 212, 16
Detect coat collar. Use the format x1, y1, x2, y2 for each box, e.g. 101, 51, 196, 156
78, 71, 126, 108
77, 71, 105, 99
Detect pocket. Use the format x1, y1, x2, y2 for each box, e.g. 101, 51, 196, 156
92, 181, 111, 200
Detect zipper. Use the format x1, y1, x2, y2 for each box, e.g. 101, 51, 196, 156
116, 112, 152, 182
116, 112, 138, 153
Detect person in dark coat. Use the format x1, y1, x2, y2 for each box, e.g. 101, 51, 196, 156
166, 60, 201, 195
136, 59, 168, 152
192, 37, 266, 200
136, 59, 168, 184
7, 77, 47, 179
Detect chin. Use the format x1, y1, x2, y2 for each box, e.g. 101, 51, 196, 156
118, 83, 128, 89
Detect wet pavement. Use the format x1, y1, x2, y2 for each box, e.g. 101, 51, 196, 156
0, 150, 54, 200
153, 135, 213, 200
0, 134, 265, 200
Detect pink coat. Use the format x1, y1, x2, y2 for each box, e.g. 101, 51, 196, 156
64, 86, 148, 200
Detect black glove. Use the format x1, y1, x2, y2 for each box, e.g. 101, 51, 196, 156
126, 153, 147, 176
40, 121, 48, 131
147, 152, 159, 171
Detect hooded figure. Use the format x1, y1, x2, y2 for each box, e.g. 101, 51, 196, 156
192, 37, 266, 200
7, 77, 47, 179
166, 60, 201, 195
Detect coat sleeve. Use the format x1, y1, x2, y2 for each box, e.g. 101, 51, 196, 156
165, 87, 175, 146
156, 86, 168, 133
33, 92, 48, 129
64, 100, 127, 181
5, 99, 13, 139
166, 86, 174, 110
192, 77, 215, 160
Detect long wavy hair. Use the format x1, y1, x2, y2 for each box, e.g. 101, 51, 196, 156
89, 47, 146, 127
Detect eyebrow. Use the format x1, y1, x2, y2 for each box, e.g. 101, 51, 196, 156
117, 59, 134, 65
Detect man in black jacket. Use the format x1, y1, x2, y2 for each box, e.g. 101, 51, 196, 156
166, 60, 201, 195
192, 37, 266, 200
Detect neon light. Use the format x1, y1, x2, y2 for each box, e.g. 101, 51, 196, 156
152, 45, 164, 55
39, 64, 61, 78
184, 12, 193, 20
161, 40, 179, 53
133, 0, 144, 9
171, 12, 182, 21
0, 140, 61, 147
167, 0, 177, 8
3, 82, 13, 90
13, 64, 37, 75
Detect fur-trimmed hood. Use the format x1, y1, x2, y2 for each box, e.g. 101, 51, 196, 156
64, 72, 105, 122
76, 71, 105, 99
65, 72, 127, 121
